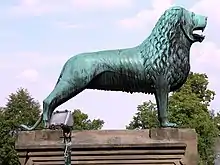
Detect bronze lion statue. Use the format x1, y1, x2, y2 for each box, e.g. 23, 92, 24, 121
21, 6, 207, 130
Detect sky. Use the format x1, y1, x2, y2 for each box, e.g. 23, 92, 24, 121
0, 0, 220, 129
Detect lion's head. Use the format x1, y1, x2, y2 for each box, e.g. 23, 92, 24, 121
152, 6, 207, 43
178, 6, 207, 43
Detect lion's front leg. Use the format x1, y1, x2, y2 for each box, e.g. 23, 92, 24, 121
154, 76, 177, 128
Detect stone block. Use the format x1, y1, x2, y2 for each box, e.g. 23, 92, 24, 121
15, 128, 197, 165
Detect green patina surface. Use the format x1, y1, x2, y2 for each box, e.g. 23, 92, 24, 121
21, 6, 207, 130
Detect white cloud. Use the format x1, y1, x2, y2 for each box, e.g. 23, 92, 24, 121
118, 0, 220, 30
17, 69, 39, 82
191, 41, 220, 84
55, 22, 82, 29
71, 0, 133, 10
8, 0, 63, 17
191, 0, 220, 27
1, 52, 69, 69
7, 0, 134, 17
54, 21, 99, 29
191, 41, 220, 70
190, 41, 220, 111
118, 0, 175, 30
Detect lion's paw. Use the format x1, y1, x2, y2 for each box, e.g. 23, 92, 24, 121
161, 122, 178, 128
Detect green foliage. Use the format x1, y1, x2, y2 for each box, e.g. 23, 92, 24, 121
0, 88, 41, 165
168, 72, 218, 165
126, 101, 159, 129
4, 88, 41, 128
0, 88, 105, 164
127, 72, 219, 165
72, 109, 104, 130
0, 114, 20, 165
214, 112, 220, 125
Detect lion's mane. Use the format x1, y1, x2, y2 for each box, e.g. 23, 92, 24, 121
139, 6, 191, 91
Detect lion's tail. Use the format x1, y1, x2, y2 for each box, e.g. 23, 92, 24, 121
19, 114, 42, 131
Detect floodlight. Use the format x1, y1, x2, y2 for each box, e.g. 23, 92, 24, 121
49, 110, 73, 129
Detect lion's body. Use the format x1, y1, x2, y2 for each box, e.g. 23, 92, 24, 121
62, 47, 148, 93
20, 6, 207, 130
62, 32, 190, 95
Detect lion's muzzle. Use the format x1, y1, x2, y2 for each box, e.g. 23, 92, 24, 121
192, 14, 207, 42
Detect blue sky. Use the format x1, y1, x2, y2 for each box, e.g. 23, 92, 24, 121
0, 0, 220, 129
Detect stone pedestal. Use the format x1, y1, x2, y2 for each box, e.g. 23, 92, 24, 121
15, 128, 198, 165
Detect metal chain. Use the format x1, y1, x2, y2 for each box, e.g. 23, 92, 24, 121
64, 144, 68, 158
64, 141, 72, 158
62, 126, 72, 165
64, 138, 72, 165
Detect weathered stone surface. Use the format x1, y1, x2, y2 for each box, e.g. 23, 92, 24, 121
150, 128, 197, 165
15, 129, 197, 165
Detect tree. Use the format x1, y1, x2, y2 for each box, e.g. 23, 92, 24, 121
126, 72, 219, 165
0, 88, 41, 165
126, 101, 159, 129
4, 88, 41, 128
72, 109, 104, 130
168, 73, 218, 165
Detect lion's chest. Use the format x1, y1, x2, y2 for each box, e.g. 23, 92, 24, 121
167, 47, 190, 91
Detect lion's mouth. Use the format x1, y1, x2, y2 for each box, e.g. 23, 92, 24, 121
192, 26, 205, 42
